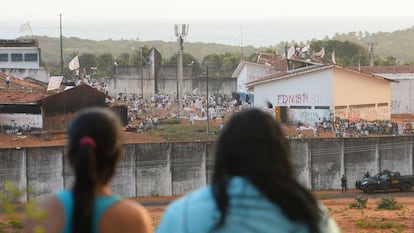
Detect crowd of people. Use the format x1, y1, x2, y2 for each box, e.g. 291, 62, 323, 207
107, 90, 245, 132
333, 119, 405, 138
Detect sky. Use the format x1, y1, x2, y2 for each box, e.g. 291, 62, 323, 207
2, 0, 414, 47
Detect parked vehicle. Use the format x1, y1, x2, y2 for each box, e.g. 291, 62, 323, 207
356, 170, 414, 194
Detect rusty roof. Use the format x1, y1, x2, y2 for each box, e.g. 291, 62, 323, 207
0, 73, 46, 90
0, 84, 105, 104
257, 52, 288, 71
0, 90, 50, 104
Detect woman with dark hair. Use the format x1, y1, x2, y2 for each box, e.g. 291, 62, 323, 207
24, 107, 151, 233
157, 108, 340, 233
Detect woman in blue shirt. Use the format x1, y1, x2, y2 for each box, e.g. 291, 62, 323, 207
157, 108, 340, 233
24, 107, 151, 233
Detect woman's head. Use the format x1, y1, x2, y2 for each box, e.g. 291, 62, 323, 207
214, 108, 293, 182
67, 107, 123, 184
212, 108, 322, 232
67, 107, 123, 233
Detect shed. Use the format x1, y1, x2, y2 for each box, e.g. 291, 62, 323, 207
0, 84, 106, 131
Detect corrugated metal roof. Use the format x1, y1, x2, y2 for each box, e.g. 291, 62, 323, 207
0, 39, 38, 47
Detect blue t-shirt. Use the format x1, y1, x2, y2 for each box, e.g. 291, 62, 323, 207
56, 190, 121, 233
156, 177, 340, 233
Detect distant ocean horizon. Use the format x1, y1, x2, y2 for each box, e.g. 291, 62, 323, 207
2, 17, 414, 47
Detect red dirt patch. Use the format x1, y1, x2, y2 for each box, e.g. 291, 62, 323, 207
141, 191, 414, 233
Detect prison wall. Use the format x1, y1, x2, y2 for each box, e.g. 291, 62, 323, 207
0, 136, 413, 202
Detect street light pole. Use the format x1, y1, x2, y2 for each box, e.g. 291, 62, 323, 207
114, 62, 118, 89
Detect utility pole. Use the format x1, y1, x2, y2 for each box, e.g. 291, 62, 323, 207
206, 66, 209, 136
141, 47, 144, 98
174, 24, 189, 119
368, 42, 375, 67
60, 14, 64, 76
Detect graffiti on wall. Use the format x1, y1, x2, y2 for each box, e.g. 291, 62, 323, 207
335, 106, 390, 121
277, 92, 321, 105
390, 99, 409, 113
391, 100, 401, 110
0, 113, 42, 128
289, 109, 331, 126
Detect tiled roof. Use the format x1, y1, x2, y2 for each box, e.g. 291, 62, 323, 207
257, 52, 288, 71
0, 73, 46, 90
355, 66, 414, 74
0, 90, 50, 104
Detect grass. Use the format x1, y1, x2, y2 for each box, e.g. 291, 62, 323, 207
156, 119, 221, 142
355, 219, 406, 231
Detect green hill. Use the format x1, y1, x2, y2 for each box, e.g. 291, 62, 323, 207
25, 25, 414, 67
331, 26, 414, 63
32, 35, 259, 65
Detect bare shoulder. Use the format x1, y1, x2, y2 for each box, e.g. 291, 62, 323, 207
100, 199, 152, 233
23, 196, 64, 233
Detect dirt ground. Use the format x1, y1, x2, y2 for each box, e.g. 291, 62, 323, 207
1, 192, 413, 232
142, 191, 414, 233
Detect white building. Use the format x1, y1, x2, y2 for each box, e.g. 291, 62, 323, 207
232, 60, 276, 93
246, 65, 393, 126
359, 66, 414, 114
0, 39, 49, 83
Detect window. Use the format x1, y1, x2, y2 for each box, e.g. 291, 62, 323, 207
11, 53, 23, 61
315, 106, 330, 110
0, 54, 8, 62
335, 105, 347, 109
24, 53, 38, 62
290, 106, 311, 109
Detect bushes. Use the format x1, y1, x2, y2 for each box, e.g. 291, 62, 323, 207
0, 180, 46, 233
349, 196, 404, 210
377, 196, 403, 210
349, 196, 368, 209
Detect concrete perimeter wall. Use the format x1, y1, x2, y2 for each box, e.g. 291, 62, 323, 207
0, 136, 413, 202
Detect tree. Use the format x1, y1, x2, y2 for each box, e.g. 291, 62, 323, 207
131, 46, 151, 67
79, 53, 98, 75
374, 56, 399, 66
200, 52, 241, 78
117, 52, 131, 67
201, 53, 223, 77
165, 52, 202, 76
310, 40, 369, 66
98, 53, 115, 77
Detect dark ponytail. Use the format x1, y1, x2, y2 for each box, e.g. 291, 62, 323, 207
73, 144, 97, 233
67, 108, 123, 233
